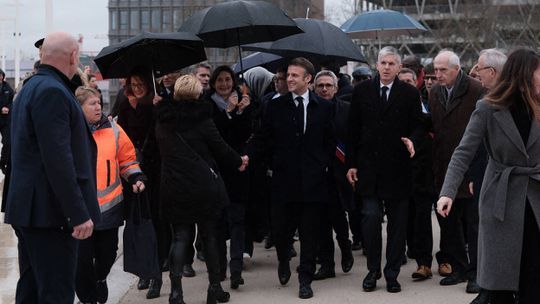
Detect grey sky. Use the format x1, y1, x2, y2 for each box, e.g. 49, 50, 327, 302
0, 0, 108, 59
0, 0, 349, 60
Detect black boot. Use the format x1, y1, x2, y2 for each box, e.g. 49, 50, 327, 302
230, 272, 244, 289
169, 274, 185, 304
146, 278, 162, 299
137, 278, 150, 290
206, 283, 230, 304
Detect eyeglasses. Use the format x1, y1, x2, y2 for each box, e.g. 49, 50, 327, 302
475, 66, 494, 72
424, 76, 437, 81
130, 83, 145, 89
316, 83, 335, 89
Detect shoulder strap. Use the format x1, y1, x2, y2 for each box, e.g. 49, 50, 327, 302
175, 132, 217, 178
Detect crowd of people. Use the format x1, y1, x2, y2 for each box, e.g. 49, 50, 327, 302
2, 30, 540, 304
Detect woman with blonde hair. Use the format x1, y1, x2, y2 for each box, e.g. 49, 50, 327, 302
437, 48, 540, 303
74, 87, 146, 304
154, 74, 248, 304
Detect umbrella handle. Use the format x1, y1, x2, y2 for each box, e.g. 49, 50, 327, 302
151, 69, 157, 96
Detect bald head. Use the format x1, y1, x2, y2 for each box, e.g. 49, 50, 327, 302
41, 32, 80, 79
434, 50, 461, 87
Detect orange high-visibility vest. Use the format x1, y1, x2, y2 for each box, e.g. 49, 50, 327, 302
93, 119, 142, 213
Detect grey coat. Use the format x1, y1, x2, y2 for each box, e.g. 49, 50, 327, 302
440, 100, 540, 291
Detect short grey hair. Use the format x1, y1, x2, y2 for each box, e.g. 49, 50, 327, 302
378, 46, 401, 65
436, 50, 460, 68
314, 70, 338, 87
399, 67, 417, 81
479, 48, 507, 72
190, 62, 212, 74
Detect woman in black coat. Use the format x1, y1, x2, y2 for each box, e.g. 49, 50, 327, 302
155, 75, 247, 304
202, 65, 255, 289
116, 67, 165, 299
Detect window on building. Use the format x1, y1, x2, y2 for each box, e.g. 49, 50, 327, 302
151, 10, 161, 31
111, 10, 118, 30
120, 10, 128, 30
141, 10, 150, 31
162, 10, 171, 31
173, 10, 182, 29
130, 10, 139, 31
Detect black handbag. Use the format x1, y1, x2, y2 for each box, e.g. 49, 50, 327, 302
123, 192, 160, 279
175, 132, 230, 206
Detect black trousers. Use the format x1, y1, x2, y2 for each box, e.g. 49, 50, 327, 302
407, 194, 434, 267
349, 206, 363, 245
317, 199, 351, 269
14, 226, 78, 304
436, 197, 477, 276
361, 196, 408, 281
169, 219, 221, 284
75, 228, 119, 302
223, 202, 246, 275
272, 200, 322, 284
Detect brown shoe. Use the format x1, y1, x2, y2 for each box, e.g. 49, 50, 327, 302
438, 263, 452, 277
412, 265, 433, 280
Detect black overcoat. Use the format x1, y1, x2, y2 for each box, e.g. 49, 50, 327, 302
346, 76, 423, 199
155, 100, 242, 224
249, 91, 335, 204
4, 65, 100, 227
204, 90, 255, 204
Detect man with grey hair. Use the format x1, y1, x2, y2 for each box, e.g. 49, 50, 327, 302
191, 62, 212, 90
430, 50, 485, 293
312, 70, 355, 281
398, 68, 417, 87
475, 48, 507, 90
466, 48, 507, 304
5, 31, 100, 303
346, 46, 422, 293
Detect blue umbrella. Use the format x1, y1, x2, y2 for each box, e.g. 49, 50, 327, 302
340, 9, 427, 48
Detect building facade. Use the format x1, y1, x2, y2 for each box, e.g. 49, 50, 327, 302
108, 0, 324, 68
354, 0, 540, 67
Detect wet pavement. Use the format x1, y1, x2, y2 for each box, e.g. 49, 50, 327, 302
0, 172, 476, 304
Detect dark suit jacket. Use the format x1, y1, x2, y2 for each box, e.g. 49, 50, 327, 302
249, 91, 334, 204
4, 65, 100, 228
346, 76, 423, 199
429, 72, 485, 198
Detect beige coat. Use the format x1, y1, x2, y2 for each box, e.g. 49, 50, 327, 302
440, 100, 540, 291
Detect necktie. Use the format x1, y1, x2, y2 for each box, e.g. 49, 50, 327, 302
295, 96, 304, 134
381, 86, 389, 106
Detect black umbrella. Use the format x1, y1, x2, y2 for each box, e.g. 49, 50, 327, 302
94, 31, 206, 80
231, 52, 287, 73
179, 0, 302, 74
242, 18, 366, 66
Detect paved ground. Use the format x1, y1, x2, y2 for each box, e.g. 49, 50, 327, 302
118, 218, 476, 304
0, 206, 477, 304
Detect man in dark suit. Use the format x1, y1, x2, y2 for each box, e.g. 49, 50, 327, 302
312, 70, 354, 281
346, 46, 423, 293
4, 32, 100, 303
429, 50, 486, 294
250, 57, 334, 299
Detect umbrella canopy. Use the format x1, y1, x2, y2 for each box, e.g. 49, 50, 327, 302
178, 0, 302, 48
231, 52, 287, 73
242, 18, 366, 65
94, 31, 206, 79
340, 9, 427, 39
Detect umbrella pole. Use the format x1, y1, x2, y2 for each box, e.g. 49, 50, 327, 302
237, 28, 244, 79
151, 69, 157, 96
